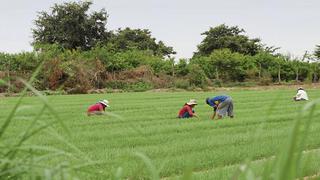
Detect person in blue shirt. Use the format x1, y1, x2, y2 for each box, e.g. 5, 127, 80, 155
206, 95, 234, 120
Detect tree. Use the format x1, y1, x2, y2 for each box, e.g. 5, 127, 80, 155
273, 57, 283, 83
253, 52, 276, 80
291, 51, 308, 82
32, 1, 109, 50
194, 24, 262, 57
188, 64, 207, 87
175, 59, 189, 77
109, 28, 176, 57
207, 49, 247, 82
309, 62, 320, 83
291, 60, 303, 82
314, 45, 320, 59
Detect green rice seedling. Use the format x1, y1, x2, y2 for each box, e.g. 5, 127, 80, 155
235, 96, 320, 180
1, 89, 320, 179
0, 65, 95, 179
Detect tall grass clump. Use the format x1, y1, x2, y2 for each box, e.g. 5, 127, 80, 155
0, 64, 96, 179
235, 96, 320, 180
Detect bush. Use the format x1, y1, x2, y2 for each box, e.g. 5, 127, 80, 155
188, 64, 207, 87
104, 80, 153, 92
63, 63, 92, 94
174, 79, 190, 89
128, 81, 153, 92
41, 58, 66, 90
258, 76, 273, 86
41, 89, 67, 95
104, 80, 127, 89
212, 79, 223, 87
224, 81, 257, 87
151, 73, 174, 88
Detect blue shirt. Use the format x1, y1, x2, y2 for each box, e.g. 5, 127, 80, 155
207, 95, 229, 107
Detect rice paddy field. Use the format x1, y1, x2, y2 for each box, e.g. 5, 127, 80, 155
1, 88, 320, 179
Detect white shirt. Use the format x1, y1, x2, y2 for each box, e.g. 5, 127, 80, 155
295, 90, 309, 100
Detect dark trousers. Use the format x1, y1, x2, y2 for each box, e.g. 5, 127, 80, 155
179, 110, 195, 118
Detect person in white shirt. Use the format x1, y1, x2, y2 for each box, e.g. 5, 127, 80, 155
293, 87, 309, 101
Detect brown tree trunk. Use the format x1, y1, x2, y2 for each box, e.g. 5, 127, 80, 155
278, 64, 281, 83
7, 61, 10, 93
172, 62, 175, 77
258, 63, 261, 79
313, 73, 318, 83
215, 67, 219, 80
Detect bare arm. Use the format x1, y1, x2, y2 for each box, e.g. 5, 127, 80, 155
87, 111, 105, 116
296, 93, 302, 98
211, 111, 216, 120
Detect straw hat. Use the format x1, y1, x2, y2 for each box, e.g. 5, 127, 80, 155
186, 99, 197, 105
99, 99, 110, 107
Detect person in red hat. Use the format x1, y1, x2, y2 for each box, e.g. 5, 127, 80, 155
178, 99, 198, 118
87, 99, 110, 116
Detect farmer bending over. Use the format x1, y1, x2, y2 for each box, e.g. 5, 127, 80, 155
206, 95, 234, 120
293, 87, 309, 101
87, 100, 110, 116
178, 99, 198, 118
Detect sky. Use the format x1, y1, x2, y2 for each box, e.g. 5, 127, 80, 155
0, 0, 319, 59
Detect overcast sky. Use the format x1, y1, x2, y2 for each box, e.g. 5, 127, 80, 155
0, 0, 319, 59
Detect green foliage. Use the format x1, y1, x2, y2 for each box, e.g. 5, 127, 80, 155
290, 60, 309, 82
104, 80, 127, 89
1, 43, 320, 93
31, 1, 175, 58
189, 56, 208, 76
0, 65, 93, 179
32, 1, 109, 50
237, 95, 320, 180
173, 78, 190, 89
195, 24, 262, 57
0, 52, 39, 72
89, 45, 168, 73
191, 49, 256, 82
175, 59, 189, 77
2, 0, 318, 92
208, 49, 248, 81
188, 64, 207, 87
108, 28, 176, 57
189, 49, 320, 85
308, 62, 320, 82
2, 0, 316, 91
104, 80, 153, 92
314, 45, 320, 59
0, 43, 177, 93
128, 81, 153, 92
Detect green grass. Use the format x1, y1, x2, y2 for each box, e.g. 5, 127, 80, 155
1, 89, 320, 179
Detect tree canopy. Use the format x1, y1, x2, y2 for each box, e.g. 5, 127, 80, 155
109, 28, 176, 57
32, 1, 109, 50
2, 1, 320, 93
194, 24, 262, 57
315, 45, 320, 60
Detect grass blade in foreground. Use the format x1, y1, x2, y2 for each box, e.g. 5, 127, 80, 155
0, 65, 96, 179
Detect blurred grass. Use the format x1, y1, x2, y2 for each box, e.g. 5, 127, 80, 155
0, 89, 320, 179
0, 67, 95, 179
